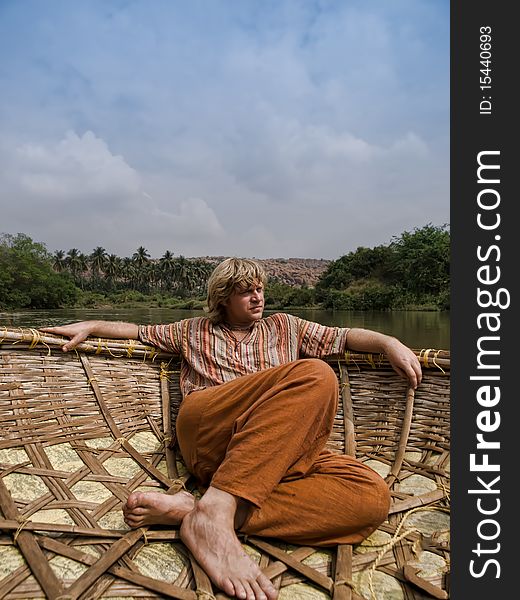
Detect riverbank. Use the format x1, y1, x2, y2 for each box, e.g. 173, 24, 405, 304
65, 289, 446, 313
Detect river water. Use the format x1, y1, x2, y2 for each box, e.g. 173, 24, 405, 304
0, 308, 450, 350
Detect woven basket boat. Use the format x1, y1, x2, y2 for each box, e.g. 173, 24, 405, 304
0, 327, 450, 600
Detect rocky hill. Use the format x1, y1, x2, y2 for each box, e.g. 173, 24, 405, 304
258, 258, 330, 287
196, 257, 330, 288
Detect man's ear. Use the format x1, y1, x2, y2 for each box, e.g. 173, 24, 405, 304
223, 288, 236, 307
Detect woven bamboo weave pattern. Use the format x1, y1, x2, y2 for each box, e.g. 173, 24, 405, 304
0, 328, 450, 599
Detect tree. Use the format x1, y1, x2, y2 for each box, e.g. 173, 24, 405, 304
121, 257, 136, 288
173, 255, 194, 296
315, 223, 450, 309
0, 233, 78, 309
389, 224, 450, 298
104, 254, 122, 289
90, 246, 107, 281
316, 245, 393, 291
53, 250, 66, 272
132, 246, 150, 268
65, 248, 82, 278
132, 246, 151, 292
190, 259, 213, 295
158, 250, 175, 291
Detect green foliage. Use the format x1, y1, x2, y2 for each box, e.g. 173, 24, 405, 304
316, 224, 450, 310
388, 223, 450, 298
0, 233, 79, 309
265, 282, 316, 308
109, 290, 149, 304
75, 291, 109, 308
433, 288, 450, 311
316, 245, 394, 291
320, 281, 397, 311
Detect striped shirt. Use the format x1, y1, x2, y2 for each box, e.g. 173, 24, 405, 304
138, 313, 350, 397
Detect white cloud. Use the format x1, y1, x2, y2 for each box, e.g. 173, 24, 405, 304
222, 114, 434, 209
1, 131, 227, 256
149, 197, 225, 238
13, 130, 141, 201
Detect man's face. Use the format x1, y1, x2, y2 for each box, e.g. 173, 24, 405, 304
223, 281, 265, 324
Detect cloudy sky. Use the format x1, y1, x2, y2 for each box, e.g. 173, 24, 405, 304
0, 0, 449, 260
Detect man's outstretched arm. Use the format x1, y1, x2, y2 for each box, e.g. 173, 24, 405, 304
40, 321, 139, 352
346, 327, 422, 389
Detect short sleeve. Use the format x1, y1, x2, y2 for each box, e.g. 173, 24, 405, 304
138, 323, 182, 355
295, 316, 350, 358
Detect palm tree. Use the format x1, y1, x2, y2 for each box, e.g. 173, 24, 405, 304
78, 253, 89, 275
191, 259, 213, 294
132, 246, 150, 269
65, 248, 88, 288
132, 246, 151, 292
105, 254, 122, 289
90, 247, 107, 282
159, 250, 175, 291
65, 248, 82, 278
174, 255, 197, 297
52, 250, 66, 272
121, 257, 136, 289
147, 261, 160, 293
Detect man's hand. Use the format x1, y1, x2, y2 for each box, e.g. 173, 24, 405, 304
40, 321, 139, 352
346, 328, 423, 389
40, 322, 98, 352
382, 337, 423, 389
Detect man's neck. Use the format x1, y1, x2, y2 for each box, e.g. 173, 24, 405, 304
225, 321, 254, 331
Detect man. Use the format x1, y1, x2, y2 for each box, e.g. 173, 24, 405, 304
42, 257, 422, 600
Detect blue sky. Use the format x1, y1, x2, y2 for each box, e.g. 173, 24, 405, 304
0, 0, 449, 260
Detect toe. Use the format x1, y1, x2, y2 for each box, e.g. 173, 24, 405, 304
241, 580, 257, 600
129, 506, 147, 516
257, 573, 277, 599
250, 579, 267, 600
221, 577, 238, 598
125, 492, 140, 510
124, 515, 142, 528
233, 580, 248, 599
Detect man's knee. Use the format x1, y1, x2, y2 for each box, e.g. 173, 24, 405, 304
358, 469, 391, 531
295, 358, 338, 388
292, 359, 339, 414
328, 460, 390, 539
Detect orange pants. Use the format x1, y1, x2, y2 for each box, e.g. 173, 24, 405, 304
176, 358, 390, 546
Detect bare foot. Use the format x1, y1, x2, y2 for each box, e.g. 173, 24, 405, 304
123, 490, 195, 528
180, 487, 277, 600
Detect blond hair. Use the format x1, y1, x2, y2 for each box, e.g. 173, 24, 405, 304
206, 258, 267, 324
